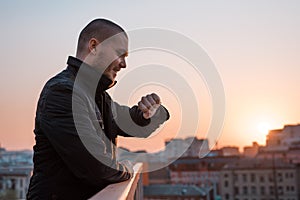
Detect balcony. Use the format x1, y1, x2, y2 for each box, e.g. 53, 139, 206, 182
89, 163, 143, 200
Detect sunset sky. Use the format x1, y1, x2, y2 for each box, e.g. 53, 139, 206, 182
1, 1, 300, 152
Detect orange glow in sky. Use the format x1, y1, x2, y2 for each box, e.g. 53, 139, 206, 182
1, 1, 300, 152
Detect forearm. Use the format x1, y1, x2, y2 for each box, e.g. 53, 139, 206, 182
115, 104, 170, 138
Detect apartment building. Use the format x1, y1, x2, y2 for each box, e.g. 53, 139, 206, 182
220, 158, 300, 200
169, 156, 239, 199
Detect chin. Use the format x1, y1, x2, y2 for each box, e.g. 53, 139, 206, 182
109, 76, 116, 82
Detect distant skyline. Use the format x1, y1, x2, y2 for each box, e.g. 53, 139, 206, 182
0, 1, 300, 151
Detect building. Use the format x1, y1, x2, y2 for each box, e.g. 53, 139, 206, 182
0, 149, 33, 199
220, 146, 240, 157
144, 184, 206, 200
0, 150, 33, 167
257, 124, 300, 164
164, 137, 210, 160
184, 137, 210, 158
266, 124, 300, 150
169, 156, 239, 199
0, 167, 32, 199
143, 162, 170, 186
220, 158, 300, 200
243, 142, 260, 157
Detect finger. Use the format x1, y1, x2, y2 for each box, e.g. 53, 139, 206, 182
151, 93, 161, 104
138, 101, 148, 112
141, 96, 152, 109
146, 94, 156, 105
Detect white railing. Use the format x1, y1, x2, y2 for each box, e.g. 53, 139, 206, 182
89, 163, 143, 200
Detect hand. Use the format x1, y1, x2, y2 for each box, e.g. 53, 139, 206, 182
119, 160, 134, 174
138, 93, 161, 119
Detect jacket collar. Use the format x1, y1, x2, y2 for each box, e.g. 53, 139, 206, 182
67, 56, 116, 92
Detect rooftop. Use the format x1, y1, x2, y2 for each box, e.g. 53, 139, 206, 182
144, 184, 206, 197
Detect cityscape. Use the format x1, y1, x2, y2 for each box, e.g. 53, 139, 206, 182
1, 2, 300, 199
1, 123, 299, 199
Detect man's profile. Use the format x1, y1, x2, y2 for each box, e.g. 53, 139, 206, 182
27, 18, 169, 200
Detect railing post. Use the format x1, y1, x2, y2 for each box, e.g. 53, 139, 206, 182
134, 171, 143, 200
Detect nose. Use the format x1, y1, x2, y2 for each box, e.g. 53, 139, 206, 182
119, 57, 126, 68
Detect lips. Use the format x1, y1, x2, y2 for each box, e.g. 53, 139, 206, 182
113, 67, 120, 72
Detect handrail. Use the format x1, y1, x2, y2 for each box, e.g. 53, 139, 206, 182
89, 163, 143, 200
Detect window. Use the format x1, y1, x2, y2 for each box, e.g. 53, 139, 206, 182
11, 179, 16, 190
259, 175, 265, 183
278, 186, 283, 195
251, 186, 256, 194
243, 186, 248, 195
234, 187, 239, 195
234, 174, 238, 182
285, 172, 289, 179
225, 193, 230, 200
269, 186, 274, 195
250, 173, 255, 182
268, 174, 274, 182
242, 174, 247, 182
277, 172, 283, 182
224, 173, 228, 178
224, 180, 229, 187
260, 186, 265, 195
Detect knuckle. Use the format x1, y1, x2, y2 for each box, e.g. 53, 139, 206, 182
138, 102, 144, 107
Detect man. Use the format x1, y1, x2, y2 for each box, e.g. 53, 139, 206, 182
27, 18, 169, 200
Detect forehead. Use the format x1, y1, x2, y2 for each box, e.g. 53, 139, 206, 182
103, 32, 128, 50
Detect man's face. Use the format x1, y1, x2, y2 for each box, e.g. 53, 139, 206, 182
94, 32, 128, 82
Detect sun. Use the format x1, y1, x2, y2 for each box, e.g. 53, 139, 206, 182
257, 122, 271, 135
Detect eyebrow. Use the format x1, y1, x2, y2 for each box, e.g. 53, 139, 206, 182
118, 49, 128, 57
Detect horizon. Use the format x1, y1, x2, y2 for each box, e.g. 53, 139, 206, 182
1, 122, 297, 153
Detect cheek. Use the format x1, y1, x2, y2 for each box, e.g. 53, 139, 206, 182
103, 65, 114, 75
106, 65, 114, 72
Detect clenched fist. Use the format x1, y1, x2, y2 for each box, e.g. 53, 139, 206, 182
138, 93, 161, 119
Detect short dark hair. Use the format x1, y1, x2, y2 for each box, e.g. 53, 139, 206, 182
77, 18, 126, 53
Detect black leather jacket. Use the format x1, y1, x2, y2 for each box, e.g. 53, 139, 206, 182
27, 56, 169, 200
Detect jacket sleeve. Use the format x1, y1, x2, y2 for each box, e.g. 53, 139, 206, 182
110, 99, 170, 138
40, 83, 132, 186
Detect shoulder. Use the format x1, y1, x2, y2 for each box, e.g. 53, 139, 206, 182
41, 70, 74, 96
46, 70, 74, 91
38, 70, 75, 106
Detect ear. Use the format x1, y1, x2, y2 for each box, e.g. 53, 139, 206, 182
88, 38, 99, 55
